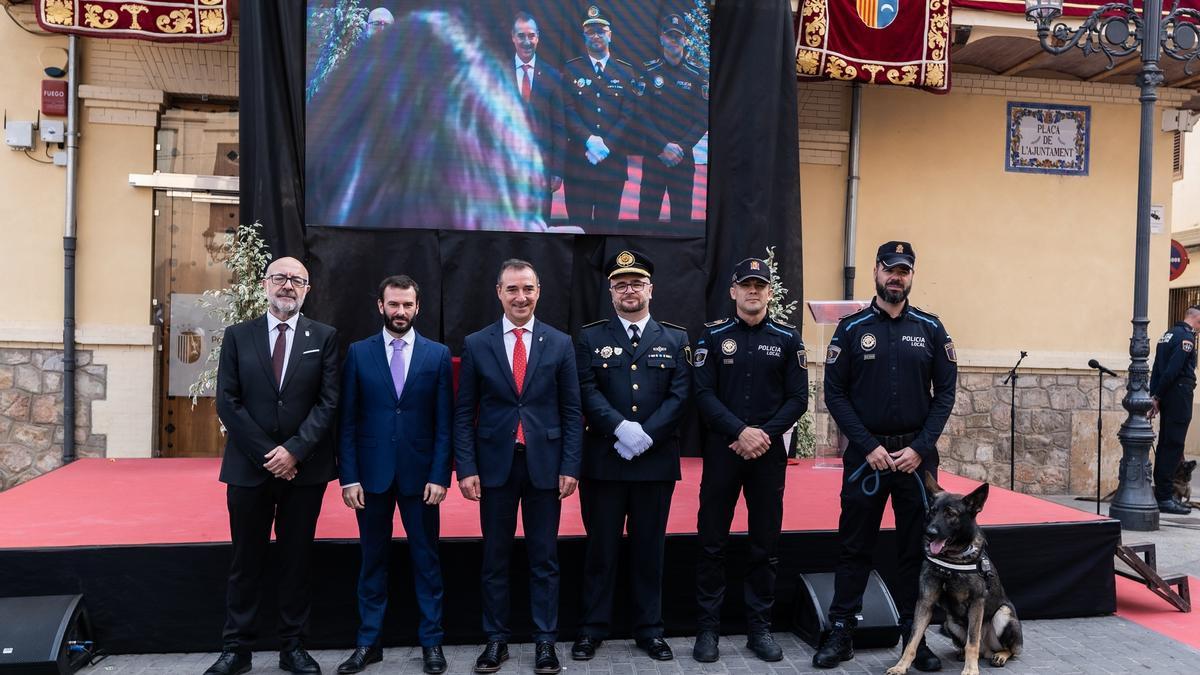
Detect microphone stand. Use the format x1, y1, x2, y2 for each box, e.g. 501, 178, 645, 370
1096, 366, 1104, 515
1002, 351, 1027, 491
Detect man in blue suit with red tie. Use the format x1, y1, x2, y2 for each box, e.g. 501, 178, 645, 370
336, 275, 453, 675
454, 259, 583, 675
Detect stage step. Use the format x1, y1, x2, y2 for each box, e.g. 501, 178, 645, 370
1115, 543, 1191, 613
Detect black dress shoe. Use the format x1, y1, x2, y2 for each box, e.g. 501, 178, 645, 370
422, 645, 447, 674
900, 620, 942, 672
1159, 498, 1192, 515
204, 651, 251, 675
635, 636, 674, 661
812, 622, 854, 668
280, 647, 322, 674
337, 645, 382, 674
473, 641, 508, 673
533, 641, 561, 674
746, 631, 783, 662
692, 631, 719, 663
570, 635, 601, 660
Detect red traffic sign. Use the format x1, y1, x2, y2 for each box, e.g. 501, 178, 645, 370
1171, 239, 1190, 281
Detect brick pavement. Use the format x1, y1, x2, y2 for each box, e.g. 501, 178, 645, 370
79, 617, 1200, 674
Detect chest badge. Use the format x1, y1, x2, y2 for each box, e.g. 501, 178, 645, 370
721, 338, 737, 355
653, 75, 664, 88
613, 347, 623, 355
600, 346, 613, 358
860, 333, 877, 351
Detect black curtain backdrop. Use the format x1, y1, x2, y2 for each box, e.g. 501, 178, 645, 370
240, 0, 801, 354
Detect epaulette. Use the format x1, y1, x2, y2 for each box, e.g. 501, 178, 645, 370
910, 305, 941, 320
614, 58, 634, 68
565, 56, 585, 64
770, 317, 796, 330
682, 62, 701, 76
581, 319, 607, 328
659, 320, 687, 332
705, 318, 730, 328
644, 57, 663, 70
685, 57, 706, 71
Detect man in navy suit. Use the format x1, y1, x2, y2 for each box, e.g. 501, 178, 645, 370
335, 275, 452, 675
511, 11, 565, 224
454, 259, 583, 675
206, 256, 339, 675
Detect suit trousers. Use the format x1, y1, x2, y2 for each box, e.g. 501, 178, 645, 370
695, 444, 786, 633
222, 480, 325, 653
828, 461, 936, 625
1155, 383, 1194, 502
480, 451, 562, 642
564, 155, 626, 230
355, 485, 444, 647
578, 478, 675, 640
638, 156, 695, 223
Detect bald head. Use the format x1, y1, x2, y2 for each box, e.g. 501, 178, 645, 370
263, 256, 311, 320
1185, 306, 1200, 330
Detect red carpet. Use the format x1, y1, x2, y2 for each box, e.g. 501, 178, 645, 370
0, 458, 1100, 549
1115, 575, 1200, 650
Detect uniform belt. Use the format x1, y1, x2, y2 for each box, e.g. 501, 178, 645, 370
874, 432, 919, 452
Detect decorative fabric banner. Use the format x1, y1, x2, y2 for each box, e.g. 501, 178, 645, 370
796, 0, 951, 93
36, 0, 230, 42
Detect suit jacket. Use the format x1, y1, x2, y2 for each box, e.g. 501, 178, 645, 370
337, 330, 453, 496
454, 319, 583, 490
216, 314, 340, 487
576, 317, 690, 481
521, 58, 567, 182
563, 55, 639, 160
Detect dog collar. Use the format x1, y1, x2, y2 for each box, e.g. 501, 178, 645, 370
926, 556, 980, 572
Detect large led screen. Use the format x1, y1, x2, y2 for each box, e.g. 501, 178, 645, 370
305, 1, 709, 236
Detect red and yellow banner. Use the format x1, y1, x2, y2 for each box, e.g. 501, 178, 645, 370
36, 0, 230, 42
796, 0, 951, 93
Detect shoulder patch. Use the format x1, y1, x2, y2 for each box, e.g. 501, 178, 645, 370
693, 347, 708, 367
614, 58, 634, 68
1185, 340, 1195, 353
771, 318, 796, 329
944, 341, 957, 363
581, 319, 607, 328
659, 320, 688, 332
705, 318, 730, 328
826, 345, 842, 365
910, 305, 941, 320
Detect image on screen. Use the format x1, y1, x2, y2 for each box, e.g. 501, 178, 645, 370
305, 0, 709, 237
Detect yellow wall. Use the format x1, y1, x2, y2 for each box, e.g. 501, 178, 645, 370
801, 80, 1177, 370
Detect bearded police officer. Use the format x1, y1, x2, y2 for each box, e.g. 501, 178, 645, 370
1147, 306, 1200, 515
563, 5, 640, 230
814, 241, 957, 671
571, 250, 690, 662
692, 257, 808, 663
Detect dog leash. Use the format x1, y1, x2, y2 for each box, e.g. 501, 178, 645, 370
847, 462, 930, 510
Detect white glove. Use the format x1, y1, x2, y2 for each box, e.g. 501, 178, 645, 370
585, 135, 610, 165
614, 439, 637, 460
615, 420, 652, 454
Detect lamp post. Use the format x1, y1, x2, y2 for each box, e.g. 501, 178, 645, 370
1025, 0, 1200, 530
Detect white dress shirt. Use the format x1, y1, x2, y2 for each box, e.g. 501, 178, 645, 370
589, 55, 610, 74
382, 326, 414, 383
265, 312, 300, 382
618, 315, 650, 342
502, 315, 536, 371
515, 54, 537, 90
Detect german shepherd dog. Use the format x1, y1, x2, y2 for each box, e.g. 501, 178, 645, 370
886, 474, 1022, 675
1175, 458, 1196, 506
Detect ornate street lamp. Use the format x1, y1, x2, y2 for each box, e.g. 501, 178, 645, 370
1025, 0, 1200, 530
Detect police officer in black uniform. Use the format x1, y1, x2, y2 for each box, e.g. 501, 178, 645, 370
813, 241, 957, 671
692, 257, 808, 664
571, 250, 690, 662
563, 5, 640, 231
638, 13, 707, 224
1147, 306, 1200, 515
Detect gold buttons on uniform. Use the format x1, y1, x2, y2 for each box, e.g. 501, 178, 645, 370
631, 364, 638, 371
603, 363, 608, 368
633, 384, 639, 390
632, 405, 638, 412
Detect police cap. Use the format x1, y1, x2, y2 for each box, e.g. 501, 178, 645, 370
877, 241, 915, 270
607, 250, 653, 278
731, 257, 770, 284
661, 14, 685, 35
582, 5, 611, 29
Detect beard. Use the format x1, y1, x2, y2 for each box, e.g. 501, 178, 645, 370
385, 313, 412, 334
616, 296, 647, 314
876, 278, 910, 304
269, 294, 302, 318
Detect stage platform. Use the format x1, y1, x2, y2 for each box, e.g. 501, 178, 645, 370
0, 458, 1118, 654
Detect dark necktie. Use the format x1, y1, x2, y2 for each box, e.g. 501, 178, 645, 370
594, 61, 603, 77
272, 323, 289, 387
512, 328, 527, 444
630, 324, 640, 348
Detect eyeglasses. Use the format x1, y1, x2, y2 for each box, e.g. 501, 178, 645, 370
611, 281, 649, 293
266, 274, 310, 288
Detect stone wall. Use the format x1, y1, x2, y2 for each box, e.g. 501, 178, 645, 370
0, 348, 107, 490
808, 366, 1127, 495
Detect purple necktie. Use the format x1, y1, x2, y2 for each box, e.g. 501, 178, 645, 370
390, 339, 407, 398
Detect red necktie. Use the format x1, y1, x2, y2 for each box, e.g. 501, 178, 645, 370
512, 327, 527, 444
520, 64, 532, 102
272, 323, 288, 387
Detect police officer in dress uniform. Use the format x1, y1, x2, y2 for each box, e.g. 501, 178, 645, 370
813, 241, 957, 671
570, 250, 691, 662
638, 14, 707, 224
1147, 305, 1200, 515
692, 257, 808, 664
563, 6, 640, 231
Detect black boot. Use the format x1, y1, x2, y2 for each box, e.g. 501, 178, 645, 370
812, 620, 854, 668
900, 619, 942, 672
